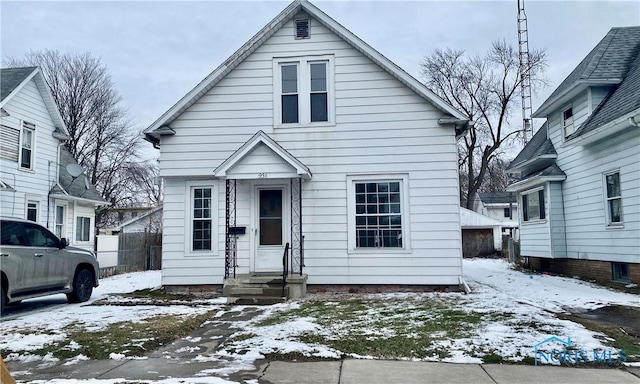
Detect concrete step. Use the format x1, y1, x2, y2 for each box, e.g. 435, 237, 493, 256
227, 296, 287, 305
227, 286, 289, 297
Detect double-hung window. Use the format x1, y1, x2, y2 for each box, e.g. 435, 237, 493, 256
522, 189, 545, 222
55, 205, 66, 238
275, 55, 333, 126
604, 171, 623, 226
20, 121, 35, 170
563, 107, 574, 138
76, 216, 91, 242
27, 201, 38, 222
192, 187, 212, 251
347, 175, 409, 251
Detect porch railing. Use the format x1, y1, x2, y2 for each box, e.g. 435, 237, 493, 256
282, 243, 290, 297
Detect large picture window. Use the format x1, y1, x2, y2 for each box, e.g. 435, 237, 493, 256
522, 189, 545, 222
604, 171, 623, 225
347, 175, 409, 251
192, 187, 212, 251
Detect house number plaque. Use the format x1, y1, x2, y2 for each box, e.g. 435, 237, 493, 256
258, 173, 268, 178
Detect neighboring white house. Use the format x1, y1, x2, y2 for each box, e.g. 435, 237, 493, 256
144, 0, 471, 290
0, 66, 107, 251
473, 192, 519, 239
507, 26, 640, 284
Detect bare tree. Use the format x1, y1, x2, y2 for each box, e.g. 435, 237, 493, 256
421, 40, 547, 208
4, 49, 157, 226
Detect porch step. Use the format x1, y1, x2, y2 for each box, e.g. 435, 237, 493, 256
228, 296, 287, 305
227, 286, 289, 297
223, 273, 308, 305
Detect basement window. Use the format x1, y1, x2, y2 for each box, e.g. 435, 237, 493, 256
294, 19, 310, 39
612, 262, 630, 283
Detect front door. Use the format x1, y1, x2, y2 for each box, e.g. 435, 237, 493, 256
255, 187, 287, 272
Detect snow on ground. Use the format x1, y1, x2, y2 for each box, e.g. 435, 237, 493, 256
2, 259, 639, 383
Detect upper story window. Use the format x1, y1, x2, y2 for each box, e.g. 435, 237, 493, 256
522, 188, 545, 222
604, 171, 623, 226
503, 207, 511, 218
563, 107, 574, 138
274, 55, 334, 126
20, 121, 35, 170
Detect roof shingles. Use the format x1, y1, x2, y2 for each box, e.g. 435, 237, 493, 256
0, 67, 37, 102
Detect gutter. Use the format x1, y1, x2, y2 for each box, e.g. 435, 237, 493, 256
565, 109, 640, 146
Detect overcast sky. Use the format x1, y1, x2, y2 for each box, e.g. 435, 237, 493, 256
2, 0, 639, 143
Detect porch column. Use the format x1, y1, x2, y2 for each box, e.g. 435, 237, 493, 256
225, 179, 237, 278
290, 177, 304, 275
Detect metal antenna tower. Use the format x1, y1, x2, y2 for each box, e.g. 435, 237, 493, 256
517, 0, 533, 143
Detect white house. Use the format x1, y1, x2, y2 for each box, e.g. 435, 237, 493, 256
144, 0, 471, 291
473, 192, 519, 239
507, 27, 640, 284
0, 66, 107, 251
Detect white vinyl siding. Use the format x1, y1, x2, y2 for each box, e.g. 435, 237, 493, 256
0, 78, 59, 227
543, 91, 640, 263
157, 16, 462, 285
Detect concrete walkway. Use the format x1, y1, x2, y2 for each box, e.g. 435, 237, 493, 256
257, 360, 640, 384
6, 357, 640, 383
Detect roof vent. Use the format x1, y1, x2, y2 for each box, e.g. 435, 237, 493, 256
294, 18, 310, 39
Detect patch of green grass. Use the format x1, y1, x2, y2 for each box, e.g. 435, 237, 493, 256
21, 310, 217, 360
255, 297, 498, 360
482, 352, 504, 364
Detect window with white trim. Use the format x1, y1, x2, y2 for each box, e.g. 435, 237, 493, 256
563, 107, 574, 138
192, 187, 212, 251
20, 121, 35, 169
274, 55, 334, 126
522, 189, 545, 222
76, 216, 91, 242
27, 200, 38, 222
604, 171, 623, 225
55, 205, 65, 238
347, 175, 409, 251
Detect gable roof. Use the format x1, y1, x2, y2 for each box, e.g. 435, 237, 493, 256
568, 43, 640, 141
145, 0, 467, 144
507, 122, 557, 173
533, 26, 640, 118
0, 67, 69, 135
49, 147, 109, 205
214, 130, 311, 179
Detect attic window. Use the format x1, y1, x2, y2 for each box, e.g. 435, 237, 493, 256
294, 19, 310, 39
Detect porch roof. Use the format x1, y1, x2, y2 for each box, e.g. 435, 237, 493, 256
214, 130, 312, 180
